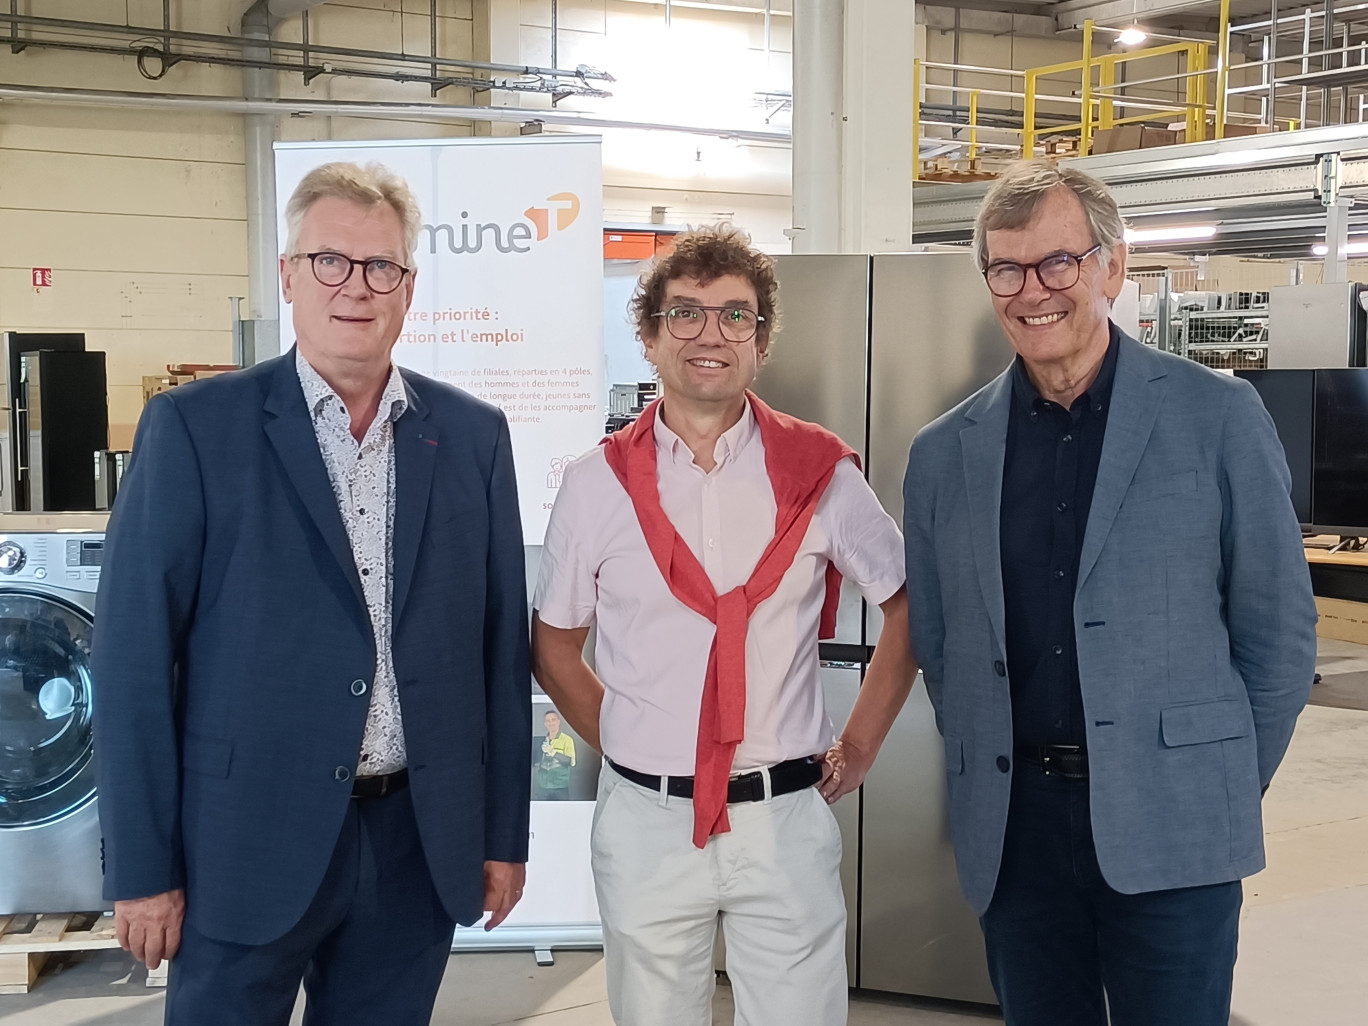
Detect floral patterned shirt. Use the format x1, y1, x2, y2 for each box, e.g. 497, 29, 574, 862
296, 350, 409, 776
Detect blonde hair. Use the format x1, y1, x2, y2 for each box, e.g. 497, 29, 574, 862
283, 161, 423, 260
973, 160, 1126, 270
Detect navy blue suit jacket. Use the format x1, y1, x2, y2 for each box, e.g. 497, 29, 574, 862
92, 351, 531, 946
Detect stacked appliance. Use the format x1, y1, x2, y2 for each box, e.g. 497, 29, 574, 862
753, 252, 1011, 1003
0, 517, 110, 914
1, 333, 109, 513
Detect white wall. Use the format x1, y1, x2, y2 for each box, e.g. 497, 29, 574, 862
0, 0, 251, 446
515, 0, 795, 249
0, 0, 481, 447
1, 0, 798, 448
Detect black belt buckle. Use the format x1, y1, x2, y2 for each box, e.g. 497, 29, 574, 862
727, 770, 767, 804
1038, 745, 1087, 780
351, 768, 409, 799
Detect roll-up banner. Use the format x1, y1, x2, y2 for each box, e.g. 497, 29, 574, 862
276, 138, 605, 954
274, 137, 606, 545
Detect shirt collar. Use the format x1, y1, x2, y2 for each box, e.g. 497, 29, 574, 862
1010, 321, 1121, 417
652, 396, 757, 469
295, 348, 409, 425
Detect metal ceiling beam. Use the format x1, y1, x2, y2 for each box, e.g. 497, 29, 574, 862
268, 0, 331, 14
1053, 0, 1224, 30
0, 83, 791, 143
0, 11, 611, 81
911, 123, 1368, 253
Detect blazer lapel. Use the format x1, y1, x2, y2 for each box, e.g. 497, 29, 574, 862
263, 355, 366, 612
391, 375, 436, 627
1077, 338, 1168, 591
959, 370, 1012, 657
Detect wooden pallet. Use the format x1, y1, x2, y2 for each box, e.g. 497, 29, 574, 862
0, 912, 168, 994
1042, 136, 1081, 158
918, 158, 999, 183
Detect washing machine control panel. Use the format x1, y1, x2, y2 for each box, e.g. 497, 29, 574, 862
0, 533, 105, 591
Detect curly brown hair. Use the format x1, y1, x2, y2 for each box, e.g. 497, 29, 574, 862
629, 224, 779, 352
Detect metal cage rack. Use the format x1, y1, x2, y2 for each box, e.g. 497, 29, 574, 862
1132, 270, 1270, 369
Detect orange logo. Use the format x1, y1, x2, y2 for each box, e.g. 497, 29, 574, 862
523, 193, 581, 242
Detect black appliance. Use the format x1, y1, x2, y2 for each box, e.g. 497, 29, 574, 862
1239, 367, 1368, 534
20, 350, 109, 512
2, 332, 85, 510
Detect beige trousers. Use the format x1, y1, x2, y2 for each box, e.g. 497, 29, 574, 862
591, 762, 848, 1026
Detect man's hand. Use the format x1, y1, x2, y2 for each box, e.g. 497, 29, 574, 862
114, 889, 185, 970
819, 738, 877, 804
483, 861, 526, 930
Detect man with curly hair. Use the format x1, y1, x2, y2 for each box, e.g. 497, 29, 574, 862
532, 225, 918, 1024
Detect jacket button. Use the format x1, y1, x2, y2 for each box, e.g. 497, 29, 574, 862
350, 679, 368, 696
996, 756, 1011, 773
334, 766, 351, 782
993, 660, 1006, 677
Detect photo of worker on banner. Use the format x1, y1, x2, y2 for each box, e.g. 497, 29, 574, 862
531, 700, 598, 801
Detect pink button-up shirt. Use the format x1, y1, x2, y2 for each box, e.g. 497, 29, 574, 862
534, 403, 905, 776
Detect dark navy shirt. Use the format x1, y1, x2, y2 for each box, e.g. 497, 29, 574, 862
999, 326, 1120, 749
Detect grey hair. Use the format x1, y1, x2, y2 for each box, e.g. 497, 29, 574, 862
972, 160, 1126, 270
283, 161, 423, 261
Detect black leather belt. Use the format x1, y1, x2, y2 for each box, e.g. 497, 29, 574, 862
608, 757, 823, 803
1014, 744, 1089, 780
351, 768, 409, 799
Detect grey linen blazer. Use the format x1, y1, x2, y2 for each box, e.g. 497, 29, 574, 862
903, 329, 1318, 916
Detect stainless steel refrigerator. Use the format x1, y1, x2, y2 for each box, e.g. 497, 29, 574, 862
755, 252, 1010, 1003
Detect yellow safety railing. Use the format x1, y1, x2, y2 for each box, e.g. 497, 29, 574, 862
912, 0, 1265, 180
1022, 20, 1217, 159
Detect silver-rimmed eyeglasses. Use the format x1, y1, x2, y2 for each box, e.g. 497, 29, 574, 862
293, 251, 412, 295
652, 305, 766, 343
983, 244, 1102, 298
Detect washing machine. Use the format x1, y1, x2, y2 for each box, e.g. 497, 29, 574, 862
0, 517, 109, 914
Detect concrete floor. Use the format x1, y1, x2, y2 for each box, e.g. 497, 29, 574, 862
3, 645, 1366, 1025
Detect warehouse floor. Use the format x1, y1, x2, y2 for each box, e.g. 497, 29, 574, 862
2, 641, 1365, 1026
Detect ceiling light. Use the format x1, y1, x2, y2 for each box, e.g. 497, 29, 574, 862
1124, 225, 1218, 244
1118, 27, 1148, 46
1312, 240, 1368, 256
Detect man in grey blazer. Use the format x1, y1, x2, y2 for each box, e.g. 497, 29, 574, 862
902, 160, 1317, 1025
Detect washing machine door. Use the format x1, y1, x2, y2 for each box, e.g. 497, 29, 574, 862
0, 590, 96, 828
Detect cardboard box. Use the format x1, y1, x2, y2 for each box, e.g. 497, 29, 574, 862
1315, 597, 1368, 645
142, 367, 237, 405
1090, 124, 1180, 155
142, 374, 175, 404
1219, 123, 1271, 138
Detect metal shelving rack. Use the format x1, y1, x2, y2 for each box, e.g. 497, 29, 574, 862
1130, 269, 1270, 369
1179, 306, 1270, 368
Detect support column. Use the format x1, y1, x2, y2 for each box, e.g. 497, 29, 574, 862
1321, 152, 1350, 283
242, 0, 280, 364
791, 0, 843, 253
841, 0, 915, 252
474, 0, 522, 137
1325, 199, 1351, 283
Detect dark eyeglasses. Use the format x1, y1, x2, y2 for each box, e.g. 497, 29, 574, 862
982, 245, 1102, 298
293, 251, 412, 295
652, 305, 766, 343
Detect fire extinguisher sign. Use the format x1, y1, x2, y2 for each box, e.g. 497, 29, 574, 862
31, 268, 53, 288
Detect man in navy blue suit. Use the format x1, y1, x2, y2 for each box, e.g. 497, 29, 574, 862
92, 161, 531, 1025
